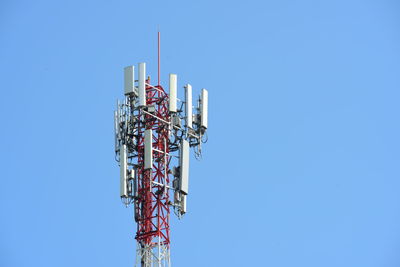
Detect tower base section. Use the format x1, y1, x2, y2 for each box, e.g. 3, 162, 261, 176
135, 240, 170, 267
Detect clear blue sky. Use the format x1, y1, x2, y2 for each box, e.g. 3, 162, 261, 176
1, 0, 400, 266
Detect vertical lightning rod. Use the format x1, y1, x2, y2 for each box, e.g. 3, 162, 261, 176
158, 31, 160, 86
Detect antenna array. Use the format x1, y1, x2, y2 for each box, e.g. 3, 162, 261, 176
114, 62, 208, 266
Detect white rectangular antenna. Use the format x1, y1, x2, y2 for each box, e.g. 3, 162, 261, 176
116, 100, 120, 126
179, 139, 190, 194
182, 195, 187, 214
120, 144, 128, 197
144, 129, 153, 169
185, 84, 193, 129
138, 62, 146, 106
124, 66, 135, 95
114, 110, 118, 152
169, 74, 177, 112
131, 169, 138, 198
201, 88, 208, 129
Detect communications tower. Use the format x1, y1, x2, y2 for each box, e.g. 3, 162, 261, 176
114, 33, 209, 266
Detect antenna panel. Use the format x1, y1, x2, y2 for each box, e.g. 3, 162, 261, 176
185, 84, 193, 129
169, 74, 177, 112
144, 129, 153, 169
182, 195, 187, 214
114, 111, 118, 152
179, 139, 190, 194
201, 89, 208, 129
120, 144, 128, 197
124, 66, 135, 95
138, 63, 146, 106
132, 169, 138, 198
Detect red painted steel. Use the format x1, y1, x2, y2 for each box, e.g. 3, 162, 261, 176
158, 31, 160, 86
135, 77, 171, 251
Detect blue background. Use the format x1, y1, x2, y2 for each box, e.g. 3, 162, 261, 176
1, 0, 400, 266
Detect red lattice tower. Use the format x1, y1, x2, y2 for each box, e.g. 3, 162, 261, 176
135, 79, 171, 266
114, 32, 208, 267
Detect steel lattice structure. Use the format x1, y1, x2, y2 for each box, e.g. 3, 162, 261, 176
114, 34, 208, 267
135, 79, 171, 266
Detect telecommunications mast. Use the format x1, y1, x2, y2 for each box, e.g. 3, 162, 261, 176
114, 33, 209, 266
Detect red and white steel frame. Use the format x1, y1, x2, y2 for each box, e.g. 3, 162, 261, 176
135, 78, 171, 266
